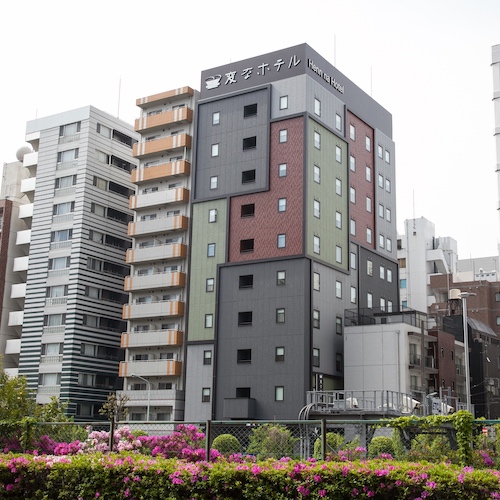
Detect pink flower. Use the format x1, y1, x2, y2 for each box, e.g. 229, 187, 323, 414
318, 490, 327, 497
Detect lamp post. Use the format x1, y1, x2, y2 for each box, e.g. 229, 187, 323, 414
460, 291, 476, 414
131, 373, 150, 422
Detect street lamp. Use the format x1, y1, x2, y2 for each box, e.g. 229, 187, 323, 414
130, 373, 150, 422
460, 291, 476, 414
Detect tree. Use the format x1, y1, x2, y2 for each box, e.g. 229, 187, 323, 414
0, 363, 35, 421
98, 393, 129, 422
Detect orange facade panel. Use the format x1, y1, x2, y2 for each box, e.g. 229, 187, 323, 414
126, 243, 188, 264
136, 87, 194, 108
132, 134, 192, 158
135, 108, 193, 133
131, 161, 190, 183
119, 360, 182, 377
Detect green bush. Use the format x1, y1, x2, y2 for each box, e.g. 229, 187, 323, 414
367, 435, 395, 458
246, 423, 297, 460
313, 431, 344, 459
212, 433, 241, 455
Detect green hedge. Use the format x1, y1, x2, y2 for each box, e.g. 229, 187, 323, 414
1, 453, 500, 499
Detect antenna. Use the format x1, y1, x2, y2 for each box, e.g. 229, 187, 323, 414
334, 35, 336, 66
370, 67, 373, 97
117, 76, 121, 119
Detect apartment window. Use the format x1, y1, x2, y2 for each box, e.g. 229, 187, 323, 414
44, 313, 65, 326
335, 178, 342, 195
367, 292, 373, 308
313, 235, 320, 254
243, 136, 257, 150
206, 278, 214, 292
387, 238, 392, 252
314, 131, 321, 149
365, 136, 371, 151
211, 143, 219, 157
350, 252, 356, 269
350, 187, 356, 203
237, 349, 252, 363
202, 388, 211, 403
279, 129, 288, 143
349, 155, 355, 171
49, 257, 70, 270
385, 178, 391, 192
236, 387, 251, 398
387, 269, 393, 283
277, 234, 286, 248
314, 200, 321, 218
313, 272, 320, 291
55, 175, 77, 189
380, 265, 385, 280
57, 148, 79, 163
335, 113, 342, 131
399, 258, 407, 268
276, 308, 285, 323
367, 227, 372, 244
238, 311, 252, 326
336, 245, 342, 263
241, 203, 255, 217
313, 348, 320, 367
335, 211, 342, 228
349, 124, 355, 140
336, 281, 342, 298
336, 316, 343, 335
378, 144, 383, 158
386, 208, 392, 222
210, 176, 218, 189
366, 196, 372, 213
59, 121, 81, 137
313, 309, 320, 328
212, 111, 220, 125
280, 95, 288, 110
275, 386, 284, 401
387, 300, 393, 312
205, 314, 213, 328
203, 350, 212, 365
275, 346, 285, 362
277, 270, 286, 285
242, 169, 256, 183
378, 204, 384, 218
208, 209, 217, 223
46, 285, 68, 298
51, 229, 72, 242
278, 198, 287, 212
244, 103, 257, 117
351, 286, 357, 304
367, 260, 373, 276
314, 98, 321, 116
400, 279, 407, 289
278, 163, 287, 177
366, 166, 371, 182
380, 297, 386, 311
335, 146, 342, 163
378, 174, 384, 188
239, 275, 253, 289
240, 239, 254, 253
314, 165, 321, 183
207, 243, 216, 257
496, 293, 500, 302
379, 234, 385, 249
85, 286, 100, 299
336, 353, 343, 372
385, 150, 390, 163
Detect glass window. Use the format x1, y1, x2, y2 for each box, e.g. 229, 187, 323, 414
387, 238, 392, 252
350, 187, 356, 203
278, 198, 287, 212
365, 166, 371, 182
279, 129, 288, 143
239, 275, 253, 289
387, 269, 393, 282
350, 218, 356, 235
243, 136, 257, 150
242, 170, 256, 183
313, 309, 320, 328
277, 234, 286, 248
212, 112, 220, 125
386, 208, 391, 222
385, 150, 390, 163
240, 239, 254, 252
336, 281, 342, 298
367, 228, 372, 244
276, 308, 285, 323
277, 270, 286, 285
336, 146, 342, 163
314, 98, 321, 116
313, 272, 320, 291
243, 103, 257, 117
278, 163, 287, 177
207, 243, 215, 257
275, 346, 285, 361
238, 311, 252, 325
208, 209, 217, 223
336, 353, 343, 372
366, 197, 372, 212
336, 316, 343, 335
385, 178, 391, 192
350, 252, 356, 269
380, 297, 386, 311
314, 165, 320, 183
313, 235, 320, 254
280, 95, 288, 110
275, 386, 284, 401
237, 349, 252, 363
205, 314, 213, 328
378, 144, 383, 158
335, 178, 341, 195
314, 131, 321, 149
351, 286, 356, 304
378, 174, 384, 188
313, 348, 320, 367
349, 155, 355, 171
388, 300, 393, 312
335, 113, 342, 131
349, 124, 355, 140
367, 260, 373, 276
365, 136, 371, 151
206, 278, 214, 292
379, 204, 384, 218
211, 143, 219, 157
336, 245, 342, 263
202, 388, 211, 402
379, 234, 385, 249
241, 203, 255, 217
314, 200, 321, 218
203, 350, 212, 365
367, 292, 373, 308
210, 176, 218, 189
380, 266, 385, 280
400, 279, 407, 289
335, 211, 341, 228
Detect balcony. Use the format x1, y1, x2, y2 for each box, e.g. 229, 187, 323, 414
223, 398, 256, 419
130, 187, 189, 210
136, 86, 195, 108
19, 203, 33, 220
123, 299, 184, 320
5, 339, 21, 354
123, 271, 186, 292
131, 160, 190, 184
40, 355, 63, 364
8, 310, 24, 326
456, 364, 466, 376
128, 215, 188, 237
11, 283, 26, 299
121, 329, 183, 348
119, 359, 182, 377
13, 256, 29, 273
135, 107, 193, 133
16, 229, 31, 245
126, 242, 187, 264
23, 151, 38, 175
132, 134, 192, 159
119, 389, 184, 405
20, 177, 36, 200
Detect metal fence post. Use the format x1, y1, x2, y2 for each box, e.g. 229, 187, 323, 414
321, 418, 326, 461
205, 420, 212, 461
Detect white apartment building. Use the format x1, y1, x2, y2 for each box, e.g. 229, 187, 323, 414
15, 106, 137, 419
119, 87, 198, 422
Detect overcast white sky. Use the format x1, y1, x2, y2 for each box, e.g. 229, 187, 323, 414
1, 0, 499, 259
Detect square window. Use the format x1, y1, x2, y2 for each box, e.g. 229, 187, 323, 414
314, 200, 321, 218
367, 228, 372, 244
275, 346, 285, 361
241, 203, 255, 217
278, 198, 287, 212
366, 197, 372, 213
335, 211, 341, 228
211, 143, 219, 157
239, 275, 253, 288
378, 144, 383, 158
243, 136, 257, 150
313, 309, 320, 328
208, 209, 217, 223
280, 95, 288, 110
336, 146, 342, 163
210, 176, 218, 190
335, 178, 341, 195
277, 270, 286, 285
242, 169, 256, 183
350, 252, 356, 269
275, 386, 284, 401
206, 278, 214, 292
366, 166, 371, 182
236, 387, 251, 398
314, 98, 321, 116
335, 113, 342, 131
400, 278, 407, 288
349, 124, 355, 140
350, 187, 356, 203
367, 260, 373, 276
336, 281, 342, 298
351, 286, 356, 304
240, 239, 254, 253
276, 308, 285, 323
205, 314, 213, 328
212, 112, 220, 125
207, 243, 215, 257
203, 350, 212, 365
385, 150, 390, 163
313, 348, 320, 367
313, 235, 320, 254
367, 292, 373, 308
238, 311, 252, 325
336, 245, 342, 263
278, 163, 287, 177
237, 349, 252, 363
202, 388, 211, 402
244, 103, 257, 117
314, 165, 321, 183
336, 316, 343, 335
279, 129, 288, 143
314, 131, 321, 149
313, 272, 320, 291
277, 233, 286, 248
365, 136, 371, 152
